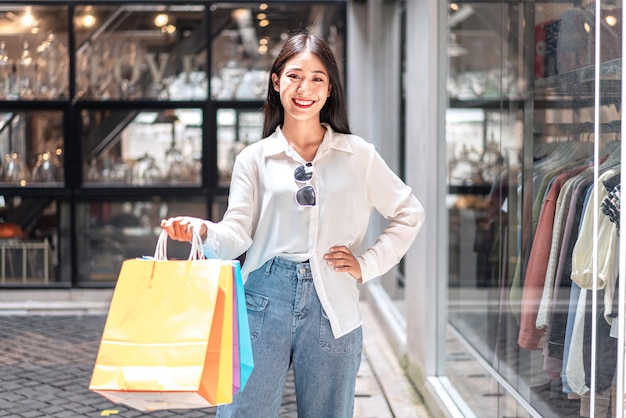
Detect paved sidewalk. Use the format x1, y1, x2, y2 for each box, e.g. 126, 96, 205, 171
0, 304, 431, 417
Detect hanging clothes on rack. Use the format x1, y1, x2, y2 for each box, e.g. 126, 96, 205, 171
543, 176, 594, 391
510, 141, 595, 322
542, 142, 620, 374
518, 162, 592, 350
511, 136, 620, 406
564, 167, 620, 396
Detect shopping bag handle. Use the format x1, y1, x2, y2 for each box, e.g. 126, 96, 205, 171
154, 229, 205, 261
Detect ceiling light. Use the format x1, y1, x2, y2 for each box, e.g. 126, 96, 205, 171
257, 13, 267, 20
450, 3, 459, 11
259, 3, 268, 11
162, 24, 176, 34
258, 45, 268, 54
260, 37, 268, 45
82, 14, 96, 28
584, 22, 591, 33
259, 19, 269, 28
605, 15, 618, 26
232, 8, 249, 20
154, 13, 169, 27
21, 9, 35, 27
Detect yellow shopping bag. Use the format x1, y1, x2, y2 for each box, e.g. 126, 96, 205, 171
89, 231, 234, 411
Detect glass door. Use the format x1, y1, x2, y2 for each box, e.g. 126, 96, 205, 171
445, 1, 623, 416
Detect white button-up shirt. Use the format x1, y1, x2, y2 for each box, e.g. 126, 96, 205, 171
204, 124, 425, 338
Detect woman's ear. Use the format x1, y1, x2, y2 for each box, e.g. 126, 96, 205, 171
327, 84, 332, 97
271, 73, 280, 92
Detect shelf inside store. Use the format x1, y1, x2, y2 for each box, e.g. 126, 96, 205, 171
0, 185, 71, 197
534, 58, 622, 97
534, 119, 621, 137
448, 184, 492, 196
73, 99, 208, 110
448, 98, 524, 110
450, 59, 623, 110
73, 185, 224, 199
0, 100, 70, 111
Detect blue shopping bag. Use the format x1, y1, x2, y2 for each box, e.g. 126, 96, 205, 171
231, 261, 254, 390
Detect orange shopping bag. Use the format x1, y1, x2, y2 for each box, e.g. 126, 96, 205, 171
89, 230, 234, 411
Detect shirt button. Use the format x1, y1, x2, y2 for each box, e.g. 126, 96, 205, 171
298, 267, 306, 274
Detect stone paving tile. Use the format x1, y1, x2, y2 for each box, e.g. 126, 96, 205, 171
0, 314, 397, 418
0, 315, 302, 418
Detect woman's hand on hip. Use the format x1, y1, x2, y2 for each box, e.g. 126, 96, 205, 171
324, 246, 362, 283
160, 216, 208, 242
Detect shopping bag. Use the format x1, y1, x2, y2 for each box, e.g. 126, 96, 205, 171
207, 260, 234, 405
233, 261, 254, 389
232, 272, 241, 394
89, 230, 236, 411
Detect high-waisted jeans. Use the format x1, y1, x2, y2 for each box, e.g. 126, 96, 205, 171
217, 257, 363, 418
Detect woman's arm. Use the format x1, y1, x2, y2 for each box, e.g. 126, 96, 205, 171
358, 150, 425, 282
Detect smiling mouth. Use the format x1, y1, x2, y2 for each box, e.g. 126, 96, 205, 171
293, 98, 316, 107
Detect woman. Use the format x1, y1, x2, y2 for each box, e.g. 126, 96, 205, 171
161, 31, 425, 418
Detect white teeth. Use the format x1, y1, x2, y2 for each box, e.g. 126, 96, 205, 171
295, 99, 314, 106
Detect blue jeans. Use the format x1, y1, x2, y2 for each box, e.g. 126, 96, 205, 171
217, 257, 363, 418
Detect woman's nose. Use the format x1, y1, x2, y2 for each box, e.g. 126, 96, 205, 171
297, 81, 311, 94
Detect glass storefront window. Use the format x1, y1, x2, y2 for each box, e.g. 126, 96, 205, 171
74, 198, 207, 284
0, 110, 64, 187
0, 197, 65, 286
216, 108, 263, 186
446, 1, 622, 416
0, 5, 69, 100
81, 108, 202, 186
0, 1, 347, 291
209, 2, 345, 101
74, 4, 207, 101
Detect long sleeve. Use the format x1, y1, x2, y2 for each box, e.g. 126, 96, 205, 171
358, 150, 425, 282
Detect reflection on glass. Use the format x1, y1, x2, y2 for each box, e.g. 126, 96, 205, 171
217, 109, 263, 186
114, 41, 145, 99
16, 41, 35, 99
248, 69, 269, 99
219, 60, 247, 99
74, 5, 207, 101
0, 41, 12, 99
36, 33, 69, 98
211, 3, 345, 101
1, 111, 64, 186
76, 42, 115, 99
0, 5, 69, 100
31, 150, 63, 183
82, 109, 202, 186
75, 199, 207, 283
3, 152, 29, 184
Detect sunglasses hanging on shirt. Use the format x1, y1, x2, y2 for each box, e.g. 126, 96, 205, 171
294, 162, 316, 207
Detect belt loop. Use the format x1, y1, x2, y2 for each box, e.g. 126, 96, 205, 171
264, 257, 275, 275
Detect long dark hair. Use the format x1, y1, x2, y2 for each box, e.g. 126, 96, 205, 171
262, 32, 351, 138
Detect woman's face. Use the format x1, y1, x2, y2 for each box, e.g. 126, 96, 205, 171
272, 50, 332, 124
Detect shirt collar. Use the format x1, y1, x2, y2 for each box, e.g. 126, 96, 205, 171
261, 123, 354, 159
